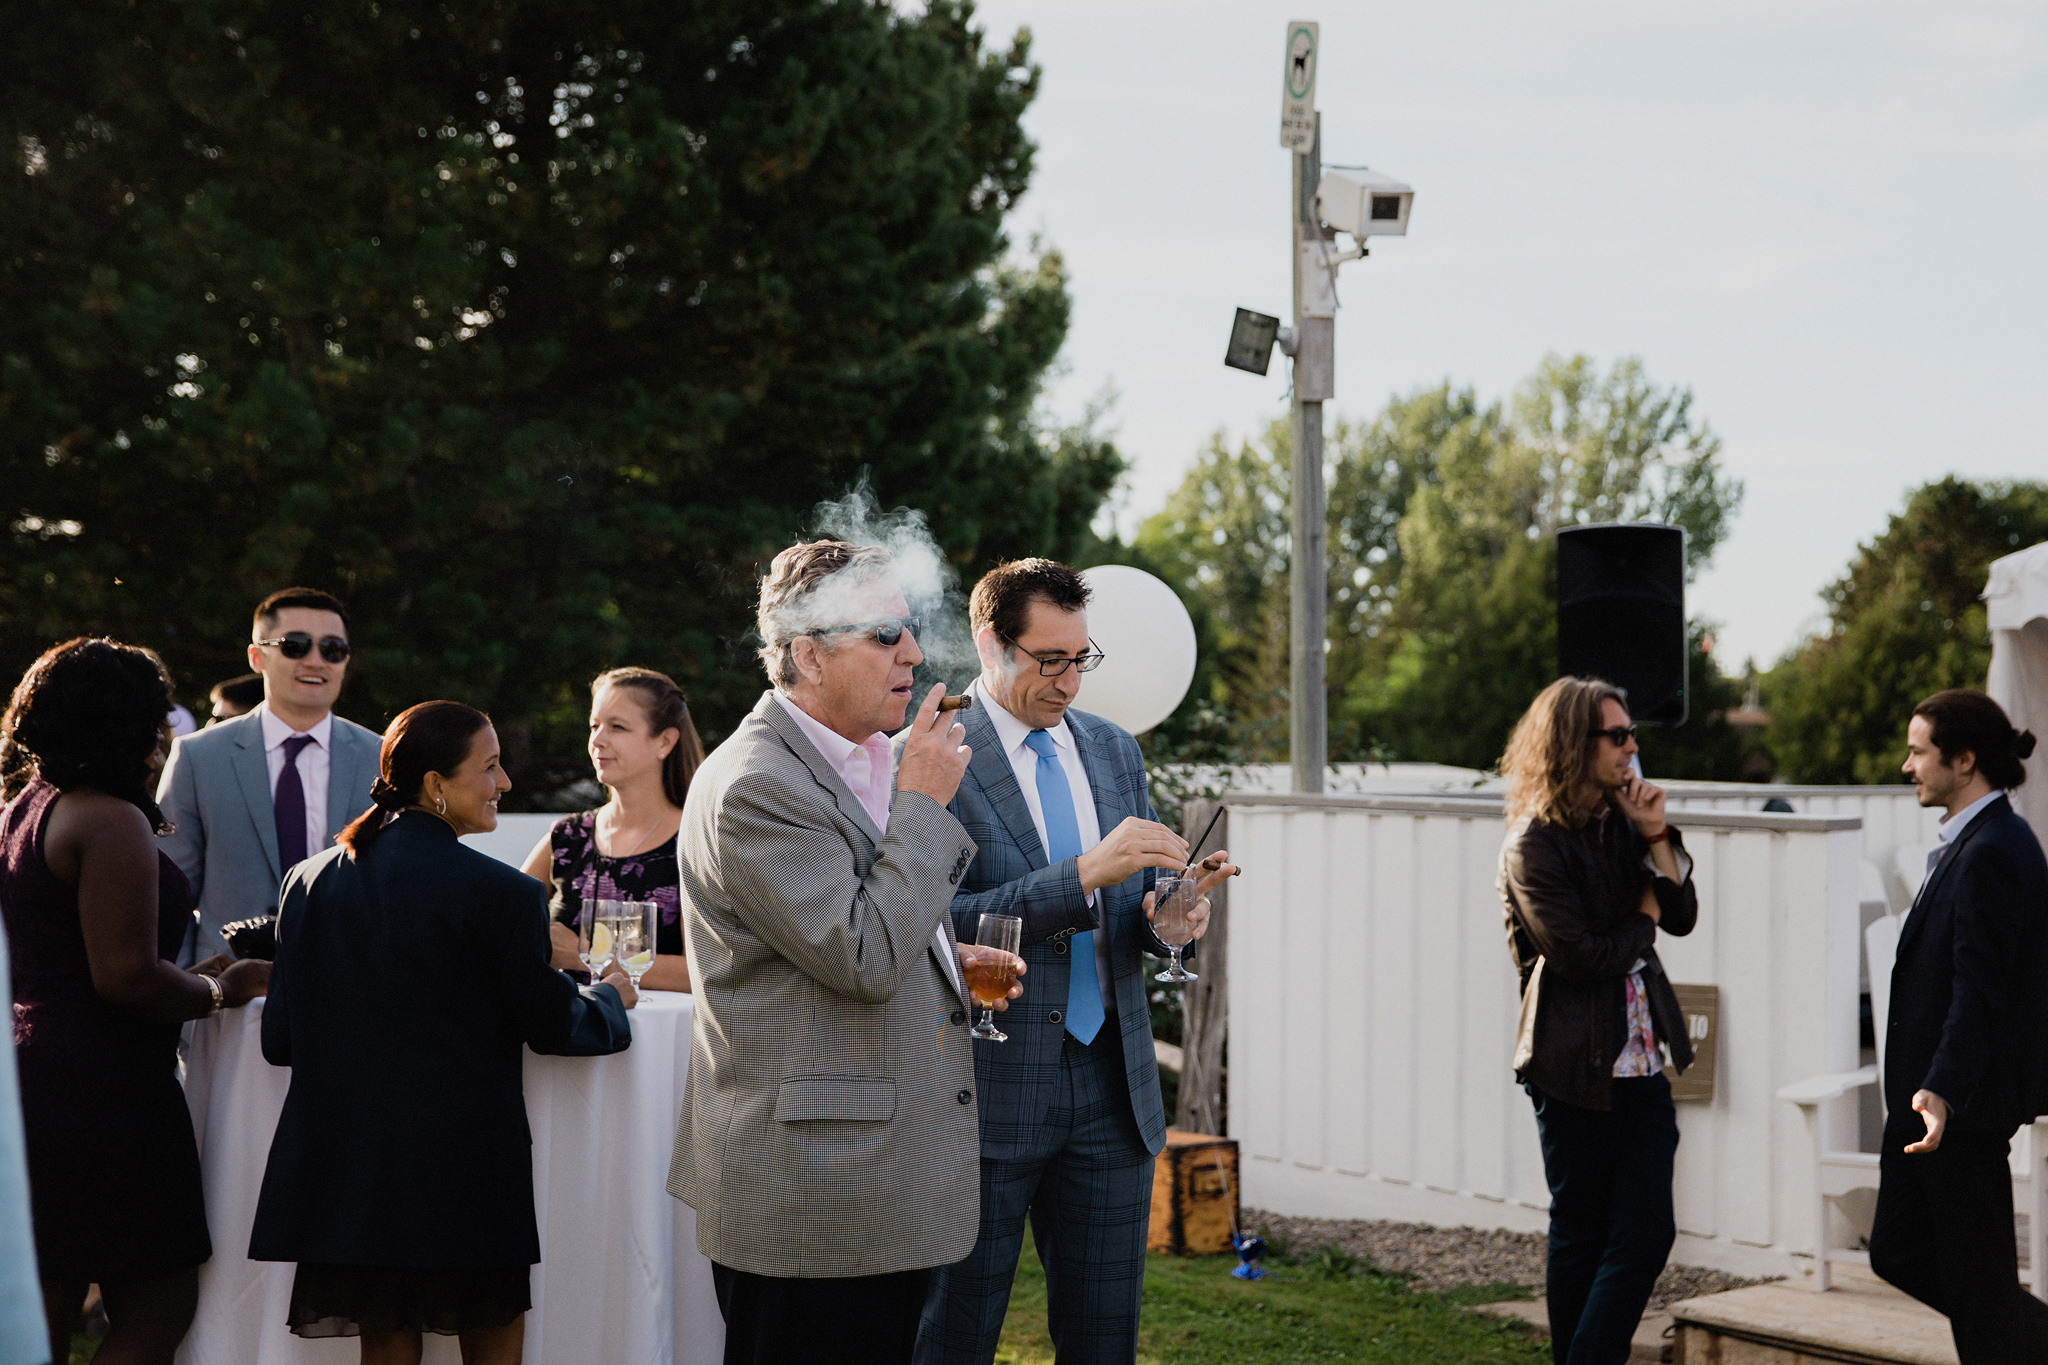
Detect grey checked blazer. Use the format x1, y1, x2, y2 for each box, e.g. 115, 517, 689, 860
157, 710, 381, 963
666, 691, 983, 1277
931, 699, 1180, 1161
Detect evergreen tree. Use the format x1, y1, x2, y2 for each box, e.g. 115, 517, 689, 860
1, 0, 1118, 795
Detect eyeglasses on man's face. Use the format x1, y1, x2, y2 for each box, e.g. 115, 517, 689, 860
1592, 724, 1637, 748
1008, 638, 1106, 678
815, 617, 922, 648
256, 632, 351, 664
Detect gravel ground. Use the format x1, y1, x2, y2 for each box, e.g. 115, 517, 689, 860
1244, 1210, 1777, 1311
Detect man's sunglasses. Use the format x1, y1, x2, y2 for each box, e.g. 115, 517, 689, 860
1009, 638, 1107, 678
1593, 724, 1637, 747
256, 632, 352, 664
815, 617, 922, 647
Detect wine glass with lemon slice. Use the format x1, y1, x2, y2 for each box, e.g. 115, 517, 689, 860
579, 898, 621, 983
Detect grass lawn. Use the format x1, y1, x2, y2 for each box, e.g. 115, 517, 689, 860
67, 1246, 1547, 1364
996, 1240, 1548, 1364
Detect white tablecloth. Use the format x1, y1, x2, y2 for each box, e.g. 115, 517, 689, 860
176, 992, 723, 1365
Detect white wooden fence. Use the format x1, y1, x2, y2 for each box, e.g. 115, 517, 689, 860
486, 786, 1920, 1281
1660, 784, 1939, 917
463, 813, 558, 868
1224, 791, 1866, 1279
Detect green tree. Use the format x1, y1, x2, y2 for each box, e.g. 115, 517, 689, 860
1130, 387, 1467, 757
1634, 623, 1753, 781
1135, 354, 1744, 774
1131, 421, 1292, 748
1, 0, 1118, 798
1764, 477, 2048, 783
1349, 356, 1739, 770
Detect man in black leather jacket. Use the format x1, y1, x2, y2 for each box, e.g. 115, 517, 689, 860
1498, 677, 1699, 1365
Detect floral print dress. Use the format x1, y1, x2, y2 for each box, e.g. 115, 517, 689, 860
546, 810, 685, 958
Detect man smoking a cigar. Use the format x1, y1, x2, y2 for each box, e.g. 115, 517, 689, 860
667, 539, 1024, 1365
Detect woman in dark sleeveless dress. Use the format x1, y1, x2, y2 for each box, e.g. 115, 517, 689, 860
522, 668, 704, 992
0, 638, 270, 1365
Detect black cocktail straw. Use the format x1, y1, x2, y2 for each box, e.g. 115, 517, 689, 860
1182, 803, 1226, 875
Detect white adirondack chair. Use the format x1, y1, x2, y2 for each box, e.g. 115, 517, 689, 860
1894, 844, 1938, 907
1778, 913, 2048, 1297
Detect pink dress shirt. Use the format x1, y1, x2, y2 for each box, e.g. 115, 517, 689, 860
773, 694, 962, 996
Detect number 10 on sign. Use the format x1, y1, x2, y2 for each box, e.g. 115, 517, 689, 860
1279, 20, 1319, 152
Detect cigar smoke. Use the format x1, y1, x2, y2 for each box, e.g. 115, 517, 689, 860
769, 480, 980, 696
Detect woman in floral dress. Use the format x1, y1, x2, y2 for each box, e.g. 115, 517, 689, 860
523, 669, 703, 992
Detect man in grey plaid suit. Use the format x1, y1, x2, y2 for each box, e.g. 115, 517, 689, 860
915, 559, 1236, 1365
668, 540, 1023, 1365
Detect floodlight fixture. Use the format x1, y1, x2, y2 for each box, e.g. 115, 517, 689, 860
1223, 308, 1286, 376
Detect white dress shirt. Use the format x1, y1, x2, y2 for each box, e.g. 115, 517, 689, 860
774, 693, 962, 997
1938, 788, 2004, 849
969, 677, 1116, 1014
259, 704, 332, 859
1923, 788, 2005, 890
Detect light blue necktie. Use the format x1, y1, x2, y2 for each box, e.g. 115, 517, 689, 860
1025, 729, 1103, 1045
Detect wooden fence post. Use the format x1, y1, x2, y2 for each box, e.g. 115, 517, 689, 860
1174, 800, 1228, 1135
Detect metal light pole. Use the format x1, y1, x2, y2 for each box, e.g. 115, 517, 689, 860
1289, 114, 1330, 796
1227, 20, 1414, 796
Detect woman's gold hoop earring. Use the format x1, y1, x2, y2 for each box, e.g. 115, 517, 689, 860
435, 797, 447, 816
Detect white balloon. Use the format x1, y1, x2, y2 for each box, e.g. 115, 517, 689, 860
1077, 565, 1198, 736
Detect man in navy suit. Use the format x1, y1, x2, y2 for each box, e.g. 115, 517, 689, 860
1869, 688, 2048, 1363
914, 559, 1235, 1365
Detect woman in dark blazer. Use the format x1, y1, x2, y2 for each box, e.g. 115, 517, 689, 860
250, 701, 635, 1365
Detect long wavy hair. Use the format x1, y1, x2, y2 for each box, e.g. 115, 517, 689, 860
336, 701, 491, 856
1500, 676, 1629, 829
1, 637, 177, 831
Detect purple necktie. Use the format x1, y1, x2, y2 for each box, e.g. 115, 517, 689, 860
275, 734, 315, 870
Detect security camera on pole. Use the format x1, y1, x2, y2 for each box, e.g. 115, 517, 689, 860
1222, 20, 1415, 794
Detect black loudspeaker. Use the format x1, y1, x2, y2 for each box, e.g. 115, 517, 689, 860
1556, 523, 1688, 726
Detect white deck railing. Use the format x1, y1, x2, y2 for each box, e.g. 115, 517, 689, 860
1660, 784, 1939, 916
1223, 791, 1865, 1279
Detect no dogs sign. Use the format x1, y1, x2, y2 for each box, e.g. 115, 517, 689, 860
1279, 21, 1319, 152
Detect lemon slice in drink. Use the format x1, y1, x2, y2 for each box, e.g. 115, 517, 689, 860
590, 921, 613, 959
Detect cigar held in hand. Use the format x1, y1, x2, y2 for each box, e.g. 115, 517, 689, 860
938, 695, 974, 712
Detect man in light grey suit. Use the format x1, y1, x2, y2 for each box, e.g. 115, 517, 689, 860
157, 588, 380, 963
668, 539, 1020, 1365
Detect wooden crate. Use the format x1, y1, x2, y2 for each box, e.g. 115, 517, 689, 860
1147, 1130, 1239, 1255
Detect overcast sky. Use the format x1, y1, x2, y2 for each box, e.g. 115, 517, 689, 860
963, 0, 2048, 669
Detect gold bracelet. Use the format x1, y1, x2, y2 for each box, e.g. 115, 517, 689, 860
200, 973, 224, 1016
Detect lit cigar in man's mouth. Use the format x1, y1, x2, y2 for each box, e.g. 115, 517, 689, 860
939, 695, 974, 712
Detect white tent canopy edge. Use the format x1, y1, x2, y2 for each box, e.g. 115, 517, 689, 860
1985, 539, 2048, 844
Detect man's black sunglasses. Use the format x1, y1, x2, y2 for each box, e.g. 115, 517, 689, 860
1593, 724, 1637, 747
1008, 638, 1107, 678
816, 617, 922, 647
257, 632, 352, 664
